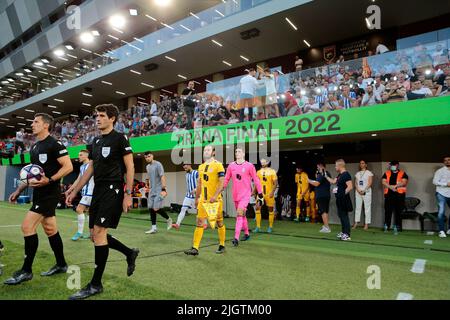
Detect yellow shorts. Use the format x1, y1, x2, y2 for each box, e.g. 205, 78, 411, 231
263, 195, 275, 207
309, 191, 316, 202
197, 200, 223, 221
297, 191, 310, 202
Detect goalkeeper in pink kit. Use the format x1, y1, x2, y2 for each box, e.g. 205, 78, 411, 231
224, 147, 263, 247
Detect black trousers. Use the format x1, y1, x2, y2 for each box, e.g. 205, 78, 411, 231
239, 107, 253, 122
384, 194, 405, 230
337, 206, 351, 235
15, 140, 25, 153
184, 105, 194, 129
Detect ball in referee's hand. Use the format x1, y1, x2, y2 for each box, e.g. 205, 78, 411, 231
19, 164, 44, 186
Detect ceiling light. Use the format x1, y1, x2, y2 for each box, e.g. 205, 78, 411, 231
7, 78, 14, 82
212, 39, 223, 47
303, 39, 311, 47
54, 98, 64, 103
15, 72, 24, 76
41, 58, 50, 64
52, 111, 62, 115
371, 133, 377, 137
91, 30, 100, 37
115, 90, 126, 95
222, 60, 232, 67
112, 27, 124, 34
141, 82, 154, 88
165, 55, 176, 62
25, 109, 35, 113
81, 48, 92, 53
58, 56, 68, 61
65, 44, 74, 50
178, 74, 187, 80
110, 15, 126, 28
54, 49, 65, 57
155, 0, 171, 7
298, 140, 303, 143
24, 68, 33, 73
189, 12, 200, 20
285, 17, 298, 30
145, 14, 157, 21
180, 24, 191, 32
1, 81, 9, 85
101, 80, 112, 85
129, 9, 138, 16
130, 69, 141, 75
240, 55, 249, 62
161, 89, 173, 94
161, 22, 174, 30
34, 61, 44, 66
47, 105, 57, 109
215, 9, 225, 17
80, 32, 94, 43
107, 34, 119, 40
82, 93, 93, 97
205, 79, 212, 83
82, 103, 91, 107
47, 64, 57, 69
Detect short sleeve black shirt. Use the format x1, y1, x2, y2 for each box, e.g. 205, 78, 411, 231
30, 135, 68, 197
336, 171, 352, 198
90, 130, 132, 184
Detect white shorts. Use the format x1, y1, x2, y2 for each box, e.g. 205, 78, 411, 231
182, 197, 196, 213
79, 196, 92, 207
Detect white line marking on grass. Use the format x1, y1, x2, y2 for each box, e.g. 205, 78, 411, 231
424, 240, 433, 245
0, 225, 21, 228
426, 231, 434, 236
411, 259, 427, 274
396, 292, 414, 300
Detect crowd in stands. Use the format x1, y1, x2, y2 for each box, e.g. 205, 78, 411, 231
1, 41, 449, 155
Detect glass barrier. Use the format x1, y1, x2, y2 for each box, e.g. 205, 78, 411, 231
1, 36, 449, 154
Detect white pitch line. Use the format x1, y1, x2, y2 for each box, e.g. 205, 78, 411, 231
426, 231, 434, 236
396, 292, 414, 300
424, 240, 433, 245
0, 225, 21, 228
411, 259, 427, 274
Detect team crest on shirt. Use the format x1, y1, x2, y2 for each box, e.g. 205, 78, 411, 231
101, 147, 111, 158
39, 154, 47, 164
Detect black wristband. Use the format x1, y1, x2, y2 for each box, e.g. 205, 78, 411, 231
162, 188, 167, 192
48, 177, 54, 184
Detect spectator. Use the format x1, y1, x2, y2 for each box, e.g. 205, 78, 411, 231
150, 100, 158, 116
361, 85, 382, 106
295, 56, 303, 72
339, 85, 357, 109
337, 55, 345, 63
432, 156, 450, 238
181, 81, 196, 129
263, 68, 279, 118
15, 128, 25, 154
376, 41, 390, 54
151, 115, 165, 134
353, 160, 373, 230
407, 78, 433, 100
382, 161, 408, 234
239, 68, 258, 122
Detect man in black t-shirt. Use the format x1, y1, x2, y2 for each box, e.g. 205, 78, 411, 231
66, 104, 139, 300
382, 161, 409, 233
181, 81, 196, 130
309, 162, 332, 233
5, 113, 73, 285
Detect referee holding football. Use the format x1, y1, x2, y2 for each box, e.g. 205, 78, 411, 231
5, 113, 73, 285
66, 104, 139, 300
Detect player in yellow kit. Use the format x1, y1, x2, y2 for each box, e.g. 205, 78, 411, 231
295, 166, 311, 222
254, 158, 278, 233
184, 145, 226, 256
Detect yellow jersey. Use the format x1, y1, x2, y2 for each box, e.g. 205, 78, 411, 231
295, 172, 309, 194
198, 159, 225, 202
257, 167, 278, 196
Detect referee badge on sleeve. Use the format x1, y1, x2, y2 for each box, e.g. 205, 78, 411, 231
202, 202, 220, 229
39, 154, 47, 164
101, 147, 111, 158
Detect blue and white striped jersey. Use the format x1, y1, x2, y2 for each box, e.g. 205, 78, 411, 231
185, 170, 199, 199
80, 162, 95, 197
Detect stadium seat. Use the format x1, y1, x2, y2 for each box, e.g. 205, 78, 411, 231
400, 197, 424, 232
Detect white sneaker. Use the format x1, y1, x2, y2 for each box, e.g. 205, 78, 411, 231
341, 233, 351, 241
319, 226, 331, 233
439, 231, 447, 238
167, 218, 173, 230
336, 232, 343, 239
145, 228, 157, 234
447, 229, 450, 235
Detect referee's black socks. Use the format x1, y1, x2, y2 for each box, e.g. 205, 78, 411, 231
107, 234, 132, 257
150, 208, 157, 225
158, 208, 170, 220
91, 244, 108, 287
22, 234, 38, 273
48, 232, 67, 267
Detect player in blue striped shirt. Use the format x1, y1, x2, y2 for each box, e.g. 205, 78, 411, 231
172, 164, 199, 229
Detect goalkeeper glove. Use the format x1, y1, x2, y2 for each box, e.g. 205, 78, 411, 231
257, 193, 264, 206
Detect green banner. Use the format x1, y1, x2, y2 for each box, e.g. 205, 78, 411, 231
2, 95, 450, 166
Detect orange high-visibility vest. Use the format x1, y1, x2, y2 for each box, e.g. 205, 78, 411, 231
384, 170, 407, 194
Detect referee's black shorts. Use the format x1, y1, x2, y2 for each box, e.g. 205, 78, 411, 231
30, 190, 60, 217
89, 182, 124, 229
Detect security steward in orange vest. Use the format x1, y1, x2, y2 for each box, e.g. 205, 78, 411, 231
382, 160, 408, 234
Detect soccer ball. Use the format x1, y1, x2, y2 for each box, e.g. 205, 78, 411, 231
19, 164, 44, 186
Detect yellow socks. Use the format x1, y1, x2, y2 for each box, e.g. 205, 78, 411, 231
269, 212, 274, 228
217, 224, 226, 246
296, 206, 300, 218
193, 227, 204, 250
256, 210, 261, 228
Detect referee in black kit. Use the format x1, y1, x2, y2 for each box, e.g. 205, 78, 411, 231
5, 113, 73, 285
66, 104, 139, 300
